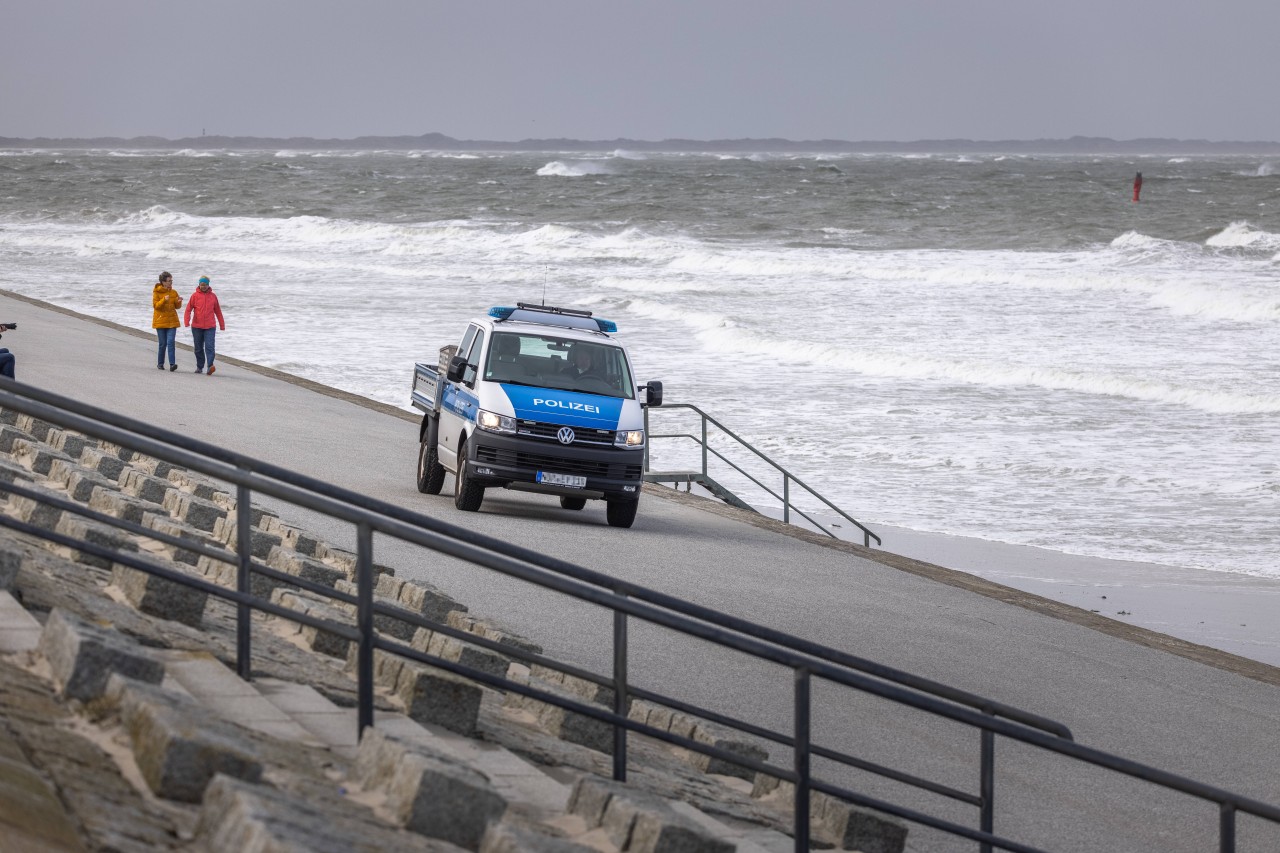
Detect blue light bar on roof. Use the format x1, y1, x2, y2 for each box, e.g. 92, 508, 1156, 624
488, 306, 517, 320
595, 317, 618, 333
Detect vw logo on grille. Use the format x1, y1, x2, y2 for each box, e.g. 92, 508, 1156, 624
557, 427, 575, 445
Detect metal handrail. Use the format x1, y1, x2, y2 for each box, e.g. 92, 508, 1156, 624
643, 402, 882, 547
3, 383, 1278, 853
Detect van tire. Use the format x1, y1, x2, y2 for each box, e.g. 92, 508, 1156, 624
417, 428, 445, 495
453, 441, 485, 512
559, 496, 587, 511
605, 498, 639, 528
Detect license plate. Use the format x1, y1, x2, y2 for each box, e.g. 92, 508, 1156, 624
538, 471, 586, 488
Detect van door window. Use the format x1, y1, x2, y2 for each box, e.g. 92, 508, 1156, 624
462, 330, 484, 386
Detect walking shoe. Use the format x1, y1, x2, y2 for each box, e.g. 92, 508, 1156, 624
194, 368, 203, 374
207, 364, 216, 375
157, 364, 164, 370
169, 364, 178, 372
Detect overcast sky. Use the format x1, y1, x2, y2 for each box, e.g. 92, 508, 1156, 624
4, 1, 1278, 142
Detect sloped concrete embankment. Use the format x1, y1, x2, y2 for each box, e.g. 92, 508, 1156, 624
0, 407, 908, 853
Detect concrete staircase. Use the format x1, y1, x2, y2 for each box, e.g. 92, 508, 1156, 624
0, 406, 907, 852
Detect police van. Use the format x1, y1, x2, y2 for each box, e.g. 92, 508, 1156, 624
410, 303, 663, 528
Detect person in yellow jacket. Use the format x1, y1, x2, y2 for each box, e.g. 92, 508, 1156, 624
152, 271, 183, 371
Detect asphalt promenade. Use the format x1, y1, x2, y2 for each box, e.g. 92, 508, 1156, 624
5, 289, 1280, 852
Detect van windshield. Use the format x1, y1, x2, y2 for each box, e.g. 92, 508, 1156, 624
484, 333, 634, 399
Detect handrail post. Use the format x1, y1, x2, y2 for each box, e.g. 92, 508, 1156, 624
613, 599, 629, 781
794, 667, 811, 853
783, 475, 790, 525
980, 713, 996, 853
235, 480, 253, 681
642, 408, 651, 473
700, 414, 708, 478
1221, 802, 1236, 853
356, 522, 375, 734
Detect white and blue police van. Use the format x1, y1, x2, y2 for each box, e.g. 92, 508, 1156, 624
410, 303, 663, 528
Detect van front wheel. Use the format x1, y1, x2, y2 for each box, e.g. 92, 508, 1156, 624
605, 498, 639, 528
454, 442, 485, 512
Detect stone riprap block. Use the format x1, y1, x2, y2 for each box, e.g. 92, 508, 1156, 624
9, 491, 63, 532
45, 428, 95, 460
165, 468, 225, 502
79, 446, 128, 481
11, 437, 74, 476
568, 777, 733, 853
88, 486, 157, 526
48, 458, 117, 503
112, 564, 208, 628
506, 669, 614, 755
0, 545, 21, 590
749, 782, 907, 853
161, 490, 228, 532
277, 523, 321, 557
271, 589, 351, 659
126, 456, 177, 479
143, 515, 206, 566
266, 547, 349, 588
689, 725, 769, 780
0, 425, 34, 454
479, 822, 599, 853
54, 513, 140, 570
119, 468, 174, 505
212, 515, 282, 557
0, 458, 37, 501
109, 676, 263, 803
333, 579, 416, 641
396, 663, 484, 737
357, 728, 507, 850
817, 792, 909, 853
385, 575, 468, 623
418, 628, 512, 681
195, 773, 469, 853
14, 413, 53, 441
91, 438, 136, 462
448, 611, 542, 656
37, 608, 165, 701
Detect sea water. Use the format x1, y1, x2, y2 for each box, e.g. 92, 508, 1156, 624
0, 147, 1276, 578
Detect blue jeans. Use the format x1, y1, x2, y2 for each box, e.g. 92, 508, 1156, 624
191, 327, 217, 371
0, 348, 14, 380
155, 327, 177, 367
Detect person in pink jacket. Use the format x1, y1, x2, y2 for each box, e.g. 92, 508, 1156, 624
183, 275, 226, 375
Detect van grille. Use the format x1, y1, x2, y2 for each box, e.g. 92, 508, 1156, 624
475, 445, 642, 480
516, 419, 616, 446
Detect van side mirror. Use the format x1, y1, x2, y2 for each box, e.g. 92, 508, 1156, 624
644, 380, 663, 408
446, 355, 468, 383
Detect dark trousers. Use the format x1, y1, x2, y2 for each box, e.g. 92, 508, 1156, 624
0, 348, 14, 380
192, 327, 217, 371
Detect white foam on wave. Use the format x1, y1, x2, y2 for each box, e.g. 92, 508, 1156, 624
536, 160, 614, 177
1205, 220, 1280, 250
622, 298, 1280, 414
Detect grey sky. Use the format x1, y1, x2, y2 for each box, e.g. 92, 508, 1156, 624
4, 1, 1278, 142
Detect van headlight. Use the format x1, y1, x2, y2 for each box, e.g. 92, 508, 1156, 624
615, 429, 645, 448
477, 409, 517, 435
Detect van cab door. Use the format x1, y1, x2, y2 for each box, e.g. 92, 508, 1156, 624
439, 324, 485, 467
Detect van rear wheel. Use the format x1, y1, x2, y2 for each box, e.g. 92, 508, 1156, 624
605, 498, 639, 528
453, 441, 485, 512
417, 433, 445, 495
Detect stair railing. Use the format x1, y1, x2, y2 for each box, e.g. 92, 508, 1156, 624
644, 402, 881, 547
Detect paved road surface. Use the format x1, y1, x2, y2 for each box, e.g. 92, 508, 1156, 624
6, 291, 1279, 852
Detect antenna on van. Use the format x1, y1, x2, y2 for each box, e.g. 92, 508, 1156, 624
542, 266, 548, 305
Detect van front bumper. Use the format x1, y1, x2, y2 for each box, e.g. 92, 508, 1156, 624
466, 431, 644, 501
